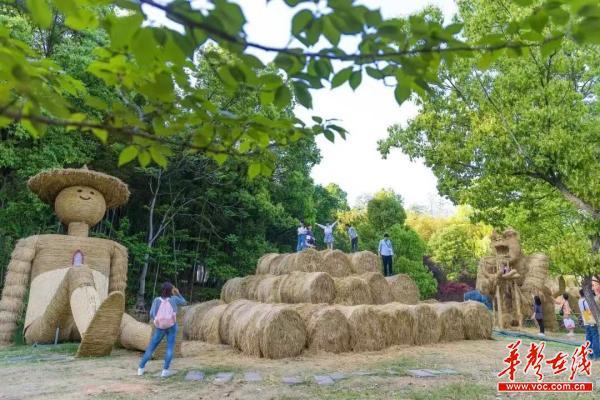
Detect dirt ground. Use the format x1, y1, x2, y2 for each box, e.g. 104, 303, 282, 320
1, 328, 598, 400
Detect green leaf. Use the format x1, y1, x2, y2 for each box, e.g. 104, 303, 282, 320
366, 66, 385, 79
394, 85, 411, 105
108, 14, 143, 49
292, 9, 313, 37
118, 145, 139, 166
149, 146, 168, 167
247, 162, 261, 179
349, 70, 362, 90
512, 0, 533, 6
293, 81, 312, 108
528, 10, 549, 33
331, 66, 353, 88
324, 129, 335, 142
312, 116, 323, 124
541, 38, 562, 58
274, 85, 292, 108
322, 15, 341, 45
26, 0, 53, 29
92, 128, 108, 144
138, 150, 151, 168
259, 90, 275, 106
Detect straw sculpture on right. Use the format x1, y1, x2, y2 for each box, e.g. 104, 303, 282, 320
476, 229, 558, 331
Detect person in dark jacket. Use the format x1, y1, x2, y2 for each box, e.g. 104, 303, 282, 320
532, 295, 544, 337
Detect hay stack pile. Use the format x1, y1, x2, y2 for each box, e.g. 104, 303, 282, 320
182, 250, 493, 359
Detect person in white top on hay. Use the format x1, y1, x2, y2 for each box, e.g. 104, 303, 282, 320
347, 224, 358, 252
378, 234, 394, 277
317, 221, 338, 250
296, 221, 307, 252
138, 282, 187, 378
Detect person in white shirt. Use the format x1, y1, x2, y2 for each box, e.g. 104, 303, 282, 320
296, 221, 307, 252
347, 224, 358, 252
378, 234, 394, 277
316, 221, 338, 250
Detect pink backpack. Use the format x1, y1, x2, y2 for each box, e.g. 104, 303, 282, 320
154, 298, 176, 329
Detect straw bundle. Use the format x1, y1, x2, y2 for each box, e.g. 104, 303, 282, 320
256, 253, 280, 274
288, 304, 351, 353
119, 313, 152, 351
411, 304, 441, 345
360, 272, 393, 304
338, 305, 385, 351
333, 276, 373, 305
421, 299, 439, 304
227, 300, 306, 359
200, 304, 228, 344
522, 254, 549, 291
375, 303, 418, 346
182, 300, 222, 340
256, 275, 285, 303
220, 276, 262, 303
0, 237, 35, 345
386, 274, 419, 304
277, 272, 336, 304
320, 250, 352, 277
459, 301, 492, 340
349, 251, 380, 274
77, 291, 125, 357
219, 300, 248, 345
431, 302, 465, 342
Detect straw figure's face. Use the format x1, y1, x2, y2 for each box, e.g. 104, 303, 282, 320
55, 185, 107, 226
491, 229, 521, 263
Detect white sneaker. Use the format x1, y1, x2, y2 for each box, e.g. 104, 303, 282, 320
567, 332, 575, 337
538, 333, 545, 337
137, 368, 144, 376
161, 369, 174, 378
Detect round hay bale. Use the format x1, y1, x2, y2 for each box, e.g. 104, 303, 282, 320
256, 275, 285, 303
293, 249, 325, 273
199, 304, 228, 344
182, 300, 222, 340
227, 300, 306, 358
220, 277, 243, 303
320, 250, 352, 277
386, 274, 420, 304
410, 304, 441, 345
278, 272, 336, 304
421, 299, 439, 304
288, 304, 351, 353
360, 272, 393, 304
431, 302, 465, 342
349, 251, 380, 274
272, 254, 294, 274
337, 305, 385, 351
219, 300, 249, 345
459, 301, 492, 340
333, 276, 373, 305
268, 254, 287, 274
376, 303, 418, 346
256, 253, 280, 274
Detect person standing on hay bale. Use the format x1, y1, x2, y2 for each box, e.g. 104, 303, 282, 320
0, 167, 133, 357
378, 233, 394, 277
347, 224, 358, 252
296, 221, 307, 252
305, 225, 316, 249
317, 221, 338, 250
138, 282, 187, 378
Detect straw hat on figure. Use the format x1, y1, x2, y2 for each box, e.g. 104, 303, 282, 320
0, 167, 150, 356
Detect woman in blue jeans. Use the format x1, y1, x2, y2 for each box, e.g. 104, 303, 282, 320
138, 282, 187, 377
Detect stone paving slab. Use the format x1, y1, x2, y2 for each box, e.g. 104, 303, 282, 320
213, 372, 234, 384
351, 371, 376, 376
244, 372, 262, 382
282, 376, 304, 385
314, 375, 335, 385
329, 372, 348, 381
437, 369, 459, 375
407, 369, 437, 378
184, 371, 205, 381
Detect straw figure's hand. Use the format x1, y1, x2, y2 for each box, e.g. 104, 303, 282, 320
0, 236, 37, 345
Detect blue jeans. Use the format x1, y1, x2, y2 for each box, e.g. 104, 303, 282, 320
139, 324, 178, 370
296, 234, 306, 252
585, 325, 600, 360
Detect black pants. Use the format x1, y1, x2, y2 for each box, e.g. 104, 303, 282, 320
382, 255, 393, 277
536, 318, 545, 334
351, 237, 358, 252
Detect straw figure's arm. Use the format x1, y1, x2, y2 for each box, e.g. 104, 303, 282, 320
0, 236, 38, 345
109, 243, 128, 294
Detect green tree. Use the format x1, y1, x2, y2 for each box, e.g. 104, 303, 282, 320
0, 0, 595, 173
380, 0, 599, 319
366, 189, 407, 231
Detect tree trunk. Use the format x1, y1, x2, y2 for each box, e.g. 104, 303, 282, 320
135, 251, 151, 311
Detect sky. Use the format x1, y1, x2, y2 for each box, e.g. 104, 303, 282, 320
143, 1, 458, 214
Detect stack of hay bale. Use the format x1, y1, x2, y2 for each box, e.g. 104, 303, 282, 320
183, 249, 492, 359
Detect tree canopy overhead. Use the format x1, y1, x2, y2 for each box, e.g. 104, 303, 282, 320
1, 0, 598, 175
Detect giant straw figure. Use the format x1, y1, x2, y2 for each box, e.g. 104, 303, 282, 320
0, 167, 152, 356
